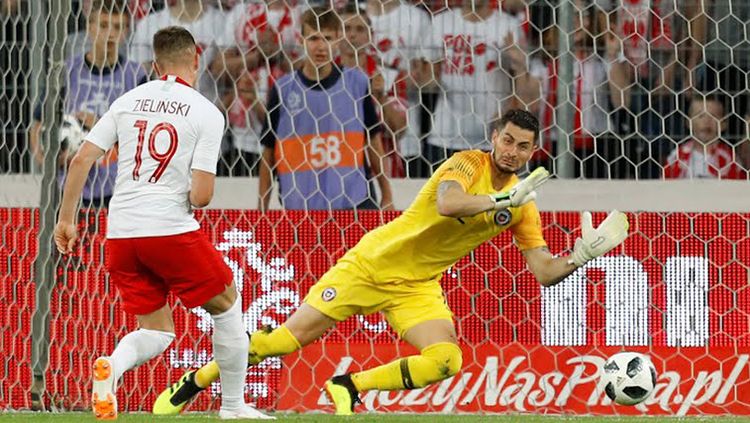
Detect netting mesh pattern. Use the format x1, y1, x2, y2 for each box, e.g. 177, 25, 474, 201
2, 0, 750, 418
2, 0, 750, 185
2, 208, 749, 414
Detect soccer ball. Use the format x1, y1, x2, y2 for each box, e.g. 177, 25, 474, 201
601, 352, 657, 406
59, 114, 86, 155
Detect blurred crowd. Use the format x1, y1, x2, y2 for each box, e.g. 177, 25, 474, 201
2, 0, 750, 207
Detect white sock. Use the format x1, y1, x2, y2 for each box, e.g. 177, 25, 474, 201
109, 328, 175, 382
211, 297, 249, 411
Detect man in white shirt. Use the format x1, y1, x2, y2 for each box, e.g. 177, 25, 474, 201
211, 0, 303, 81
421, 0, 523, 169
54, 26, 272, 421
129, 0, 225, 102
367, 0, 432, 176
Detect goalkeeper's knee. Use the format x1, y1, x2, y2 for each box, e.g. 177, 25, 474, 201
406, 342, 463, 388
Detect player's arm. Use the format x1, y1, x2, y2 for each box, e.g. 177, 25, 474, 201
436, 180, 495, 218
522, 210, 630, 287
362, 89, 393, 210
190, 109, 227, 208
55, 109, 116, 253
522, 247, 578, 287
439, 165, 550, 218
258, 83, 281, 211
190, 170, 215, 208
258, 146, 275, 211
55, 141, 106, 253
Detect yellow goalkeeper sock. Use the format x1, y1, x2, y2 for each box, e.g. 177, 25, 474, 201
351, 342, 462, 392
193, 325, 302, 388
248, 325, 302, 366
194, 361, 220, 389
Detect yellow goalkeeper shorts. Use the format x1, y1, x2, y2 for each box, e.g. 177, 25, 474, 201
304, 259, 453, 338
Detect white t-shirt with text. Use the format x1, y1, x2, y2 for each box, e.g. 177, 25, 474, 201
86, 76, 225, 239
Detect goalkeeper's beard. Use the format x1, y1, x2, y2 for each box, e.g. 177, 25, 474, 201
491, 148, 523, 175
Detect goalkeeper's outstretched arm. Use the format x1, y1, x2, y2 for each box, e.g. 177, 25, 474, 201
437, 167, 550, 219
522, 210, 630, 287
522, 247, 578, 287
436, 181, 496, 218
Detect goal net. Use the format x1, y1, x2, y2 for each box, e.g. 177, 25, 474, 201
1, 0, 749, 417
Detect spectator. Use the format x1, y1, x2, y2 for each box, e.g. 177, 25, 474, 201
692, 0, 750, 147
65, 0, 149, 60
1, 0, 27, 173
29, 0, 146, 207
366, 0, 431, 177
211, 0, 303, 82
222, 69, 270, 176
214, 0, 300, 176
258, 7, 393, 211
129, 0, 224, 102
606, 0, 695, 179
663, 95, 747, 179
501, 0, 530, 47
421, 0, 530, 170
526, 0, 632, 178
338, 5, 407, 177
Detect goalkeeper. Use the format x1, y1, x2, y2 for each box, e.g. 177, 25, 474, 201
153, 109, 629, 416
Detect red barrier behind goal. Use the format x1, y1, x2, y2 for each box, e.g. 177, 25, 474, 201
1, 209, 748, 415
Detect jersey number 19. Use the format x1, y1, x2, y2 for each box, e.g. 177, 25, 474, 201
132, 120, 179, 183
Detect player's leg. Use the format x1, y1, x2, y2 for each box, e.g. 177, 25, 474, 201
170, 304, 337, 391
123, 230, 264, 419
154, 263, 368, 415
325, 320, 460, 415
93, 306, 176, 420
107, 305, 176, 380
154, 304, 338, 416
325, 280, 460, 415
350, 319, 460, 390
98, 239, 177, 420
200, 281, 271, 419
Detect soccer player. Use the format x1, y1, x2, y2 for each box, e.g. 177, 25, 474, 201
53, 26, 272, 420
153, 109, 629, 415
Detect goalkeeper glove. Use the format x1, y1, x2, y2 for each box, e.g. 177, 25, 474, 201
569, 210, 629, 267
488, 167, 550, 210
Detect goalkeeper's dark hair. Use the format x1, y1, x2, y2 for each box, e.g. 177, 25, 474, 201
492, 109, 540, 142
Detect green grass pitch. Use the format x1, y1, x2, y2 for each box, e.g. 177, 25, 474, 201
2, 414, 750, 422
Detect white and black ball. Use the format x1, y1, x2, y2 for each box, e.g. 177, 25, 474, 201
59, 114, 86, 155
601, 352, 657, 406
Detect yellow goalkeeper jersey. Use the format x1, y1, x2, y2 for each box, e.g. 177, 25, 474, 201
347, 150, 547, 283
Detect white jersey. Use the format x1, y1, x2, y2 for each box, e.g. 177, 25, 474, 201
529, 55, 609, 140
426, 9, 519, 150
129, 6, 225, 102
369, 2, 430, 158
369, 2, 429, 70
86, 76, 225, 239
220, 1, 303, 56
